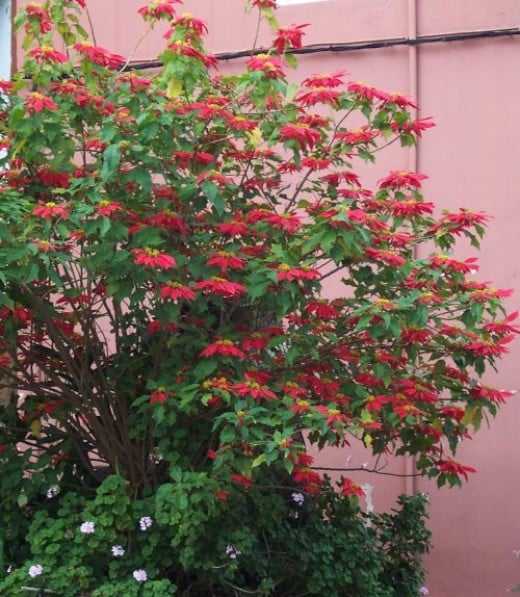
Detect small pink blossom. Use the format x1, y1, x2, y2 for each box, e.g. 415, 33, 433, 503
28, 564, 43, 578
80, 521, 95, 534
139, 516, 153, 530
133, 569, 148, 582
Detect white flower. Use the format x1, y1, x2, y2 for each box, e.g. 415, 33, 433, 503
133, 569, 148, 582
291, 491, 305, 505
139, 516, 153, 531
225, 545, 242, 560
418, 587, 430, 596
46, 486, 60, 499
111, 545, 125, 557
28, 564, 43, 578
79, 521, 95, 534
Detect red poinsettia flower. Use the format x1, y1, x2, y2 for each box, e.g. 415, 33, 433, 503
279, 123, 322, 150
24, 3, 53, 33
138, 0, 181, 19
35, 168, 70, 188
469, 385, 515, 404
251, 0, 276, 8
206, 252, 246, 273
147, 211, 187, 235
73, 41, 126, 69
305, 300, 340, 319
217, 217, 249, 237
297, 86, 341, 107
436, 459, 476, 481
393, 403, 421, 418
378, 170, 428, 190
200, 339, 246, 359
401, 327, 432, 344
265, 212, 301, 233
365, 247, 406, 267
25, 3, 50, 19
166, 43, 218, 69
133, 247, 176, 269
334, 127, 379, 145
168, 14, 208, 38
195, 277, 246, 298
25, 92, 58, 113
159, 282, 196, 302
341, 478, 365, 498
246, 54, 285, 79
463, 335, 514, 357
96, 200, 122, 216
272, 23, 309, 54
230, 474, 253, 489
429, 254, 478, 274
388, 198, 434, 217
149, 388, 173, 404
321, 170, 361, 187
215, 488, 230, 501
29, 46, 68, 64
242, 332, 269, 352
386, 91, 417, 108
232, 379, 277, 401
302, 70, 347, 88
292, 468, 322, 494
483, 311, 520, 335
277, 264, 320, 282
33, 201, 69, 220
391, 116, 435, 137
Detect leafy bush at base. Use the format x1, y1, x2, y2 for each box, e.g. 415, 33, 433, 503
0, 474, 430, 596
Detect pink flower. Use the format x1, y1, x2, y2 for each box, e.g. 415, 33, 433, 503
80, 521, 95, 534
132, 569, 148, 582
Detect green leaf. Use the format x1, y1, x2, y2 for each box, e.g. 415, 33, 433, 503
101, 144, 121, 182
251, 454, 266, 468
201, 182, 225, 214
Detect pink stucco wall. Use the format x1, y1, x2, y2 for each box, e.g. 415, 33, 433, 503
12, 0, 520, 594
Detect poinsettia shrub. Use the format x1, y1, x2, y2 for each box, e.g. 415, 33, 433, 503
0, 0, 515, 594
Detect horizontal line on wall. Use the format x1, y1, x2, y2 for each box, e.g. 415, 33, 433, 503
126, 26, 520, 71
